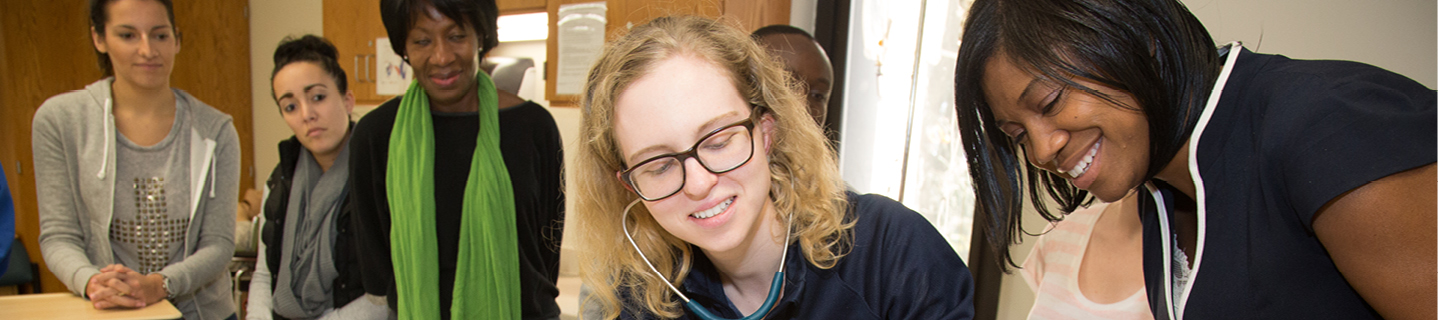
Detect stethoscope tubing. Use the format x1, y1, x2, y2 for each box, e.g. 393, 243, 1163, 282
621, 198, 792, 319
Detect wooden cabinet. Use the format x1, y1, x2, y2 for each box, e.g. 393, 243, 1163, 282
543, 0, 789, 105
173, 0, 256, 191
499, 0, 548, 14
323, 0, 397, 105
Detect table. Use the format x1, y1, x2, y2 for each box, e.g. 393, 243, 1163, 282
0, 293, 182, 320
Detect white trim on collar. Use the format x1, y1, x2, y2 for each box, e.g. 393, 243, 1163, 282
1148, 41, 1244, 319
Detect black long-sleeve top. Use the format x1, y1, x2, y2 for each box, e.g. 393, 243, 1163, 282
348, 99, 565, 320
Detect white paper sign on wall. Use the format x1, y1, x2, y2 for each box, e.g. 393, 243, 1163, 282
376, 37, 413, 95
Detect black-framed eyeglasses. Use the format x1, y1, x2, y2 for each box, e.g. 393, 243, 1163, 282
619, 118, 757, 201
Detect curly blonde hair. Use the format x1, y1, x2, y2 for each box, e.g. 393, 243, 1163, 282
574, 15, 853, 319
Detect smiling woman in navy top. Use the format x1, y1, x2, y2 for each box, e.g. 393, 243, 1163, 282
953, 0, 1435, 318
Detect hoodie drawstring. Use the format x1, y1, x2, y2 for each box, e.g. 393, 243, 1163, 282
96, 98, 112, 179
208, 154, 216, 198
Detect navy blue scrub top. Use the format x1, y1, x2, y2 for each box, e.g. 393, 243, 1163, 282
620, 192, 977, 319
1140, 49, 1436, 319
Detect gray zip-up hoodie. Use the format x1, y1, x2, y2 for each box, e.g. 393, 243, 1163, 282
32, 78, 239, 320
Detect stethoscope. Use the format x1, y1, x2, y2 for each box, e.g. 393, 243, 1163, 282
621, 198, 790, 320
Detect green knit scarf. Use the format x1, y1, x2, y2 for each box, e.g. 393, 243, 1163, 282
386, 71, 519, 319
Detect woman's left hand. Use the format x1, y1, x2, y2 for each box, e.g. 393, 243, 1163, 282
86, 266, 145, 309
94, 265, 169, 308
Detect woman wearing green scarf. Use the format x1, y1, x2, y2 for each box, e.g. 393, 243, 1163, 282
347, 0, 566, 319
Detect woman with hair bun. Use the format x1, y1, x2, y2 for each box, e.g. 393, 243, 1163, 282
245, 34, 388, 320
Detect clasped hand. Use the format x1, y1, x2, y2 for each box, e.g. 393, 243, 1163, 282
85, 264, 166, 309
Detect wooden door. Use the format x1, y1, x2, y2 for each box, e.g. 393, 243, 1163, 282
543, 0, 789, 105
172, 0, 255, 195
324, 0, 397, 105
2, 0, 111, 294
0, 0, 251, 293
499, 0, 547, 14
723, 0, 789, 32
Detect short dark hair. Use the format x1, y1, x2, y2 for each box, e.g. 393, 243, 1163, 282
953, 0, 1222, 271
379, 0, 500, 63
271, 35, 349, 102
750, 24, 816, 41
89, 0, 179, 77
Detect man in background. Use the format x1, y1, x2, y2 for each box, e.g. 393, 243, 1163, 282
753, 25, 835, 127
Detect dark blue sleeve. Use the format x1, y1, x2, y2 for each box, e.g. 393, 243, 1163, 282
855, 194, 977, 319
1258, 60, 1437, 229
615, 291, 666, 320
618, 307, 643, 320
1, 165, 13, 275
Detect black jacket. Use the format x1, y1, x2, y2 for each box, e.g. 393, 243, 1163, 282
260, 136, 365, 319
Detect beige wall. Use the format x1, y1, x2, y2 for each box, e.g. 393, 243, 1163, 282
994, 1, 1437, 318
1185, 0, 1436, 87
249, 0, 324, 188
789, 0, 816, 32
994, 195, 1058, 319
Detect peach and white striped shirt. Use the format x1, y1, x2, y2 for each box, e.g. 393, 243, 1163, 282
1021, 202, 1153, 320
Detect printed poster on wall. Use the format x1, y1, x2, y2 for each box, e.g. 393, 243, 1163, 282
376, 37, 412, 95
555, 2, 606, 95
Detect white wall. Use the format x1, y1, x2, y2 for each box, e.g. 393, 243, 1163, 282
993, 1, 1437, 318
248, 0, 324, 188
1183, 0, 1436, 87
789, 0, 817, 32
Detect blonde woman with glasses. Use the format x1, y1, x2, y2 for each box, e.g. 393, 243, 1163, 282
572, 16, 976, 320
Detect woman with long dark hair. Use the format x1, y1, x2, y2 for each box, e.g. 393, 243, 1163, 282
954, 0, 1434, 318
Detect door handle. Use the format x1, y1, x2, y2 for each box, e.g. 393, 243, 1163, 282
353, 56, 362, 83
363, 55, 372, 83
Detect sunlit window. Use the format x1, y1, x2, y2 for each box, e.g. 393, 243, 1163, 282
497, 12, 549, 42
839, 0, 975, 259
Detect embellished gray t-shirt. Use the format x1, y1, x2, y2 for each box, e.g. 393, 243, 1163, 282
111, 101, 191, 274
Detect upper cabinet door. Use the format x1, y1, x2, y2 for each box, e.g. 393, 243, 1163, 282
543, 0, 790, 105
324, 0, 396, 105
500, 0, 547, 14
